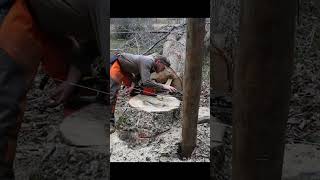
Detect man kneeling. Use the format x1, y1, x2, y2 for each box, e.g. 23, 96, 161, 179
109, 53, 177, 133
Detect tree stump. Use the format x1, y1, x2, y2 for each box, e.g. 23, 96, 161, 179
59, 103, 107, 150
128, 94, 180, 113
113, 94, 181, 141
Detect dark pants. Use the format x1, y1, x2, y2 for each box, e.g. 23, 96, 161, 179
110, 76, 120, 123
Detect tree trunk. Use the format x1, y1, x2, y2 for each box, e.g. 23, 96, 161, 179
180, 18, 205, 158
211, 0, 232, 94
232, 0, 296, 180
148, 29, 186, 92
212, 33, 230, 94
162, 32, 186, 77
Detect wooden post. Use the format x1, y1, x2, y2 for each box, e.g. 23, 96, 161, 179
181, 18, 205, 158
233, 0, 296, 180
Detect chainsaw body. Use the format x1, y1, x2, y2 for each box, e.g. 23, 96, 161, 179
130, 86, 157, 97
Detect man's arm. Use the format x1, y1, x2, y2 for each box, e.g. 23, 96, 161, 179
139, 60, 165, 90
48, 64, 81, 107
69, 39, 96, 76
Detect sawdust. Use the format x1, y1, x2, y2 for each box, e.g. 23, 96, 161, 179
14, 72, 109, 179
110, 121, 210, 162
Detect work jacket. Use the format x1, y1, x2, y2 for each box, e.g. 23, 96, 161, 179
118, 53, 165, 90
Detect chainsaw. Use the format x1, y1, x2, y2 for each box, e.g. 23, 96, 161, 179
129, 86, 157, 97
129, 85, 183, 101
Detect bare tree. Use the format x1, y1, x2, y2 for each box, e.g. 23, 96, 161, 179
232, 0, 296, 180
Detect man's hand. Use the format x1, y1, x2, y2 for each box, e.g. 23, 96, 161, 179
48, 82, 75, 107
48, 65, 81, 107
126, 82, 135, 95
162, 84, 177, 93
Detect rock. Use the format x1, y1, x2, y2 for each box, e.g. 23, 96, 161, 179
283, 144, 320, 179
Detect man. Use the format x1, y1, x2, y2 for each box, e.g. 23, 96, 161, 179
0, 0, 108, 178
45, 39, 101, 108
110, 52, 177, 133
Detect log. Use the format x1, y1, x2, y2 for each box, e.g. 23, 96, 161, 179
150, 68, 183, 91
128, 94, 180, 113
115, 94, 181, 143
153, 25, 209, 91
148, 30, 186, 92
162, 30, 186, 78
149, 52, 183, 91
59, 103, 108, 152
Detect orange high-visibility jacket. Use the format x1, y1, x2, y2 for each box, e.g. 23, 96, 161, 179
0, 0, 70, 80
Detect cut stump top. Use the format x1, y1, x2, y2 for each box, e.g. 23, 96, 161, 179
60, 103, 108, 148
128, 94, 180, 113
283, 144, 320, 179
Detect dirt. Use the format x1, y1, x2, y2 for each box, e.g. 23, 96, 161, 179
14, 71, 109, 180
110, 75, 210, 162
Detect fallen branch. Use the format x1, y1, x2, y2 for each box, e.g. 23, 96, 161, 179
143, 23, 186, 55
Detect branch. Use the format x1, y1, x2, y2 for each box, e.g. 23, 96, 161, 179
142, 23, 186, 55
134, 36, 140, 54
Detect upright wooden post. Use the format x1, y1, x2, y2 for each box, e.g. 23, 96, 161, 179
233, 0, 296, 180
181, 18, 205, 158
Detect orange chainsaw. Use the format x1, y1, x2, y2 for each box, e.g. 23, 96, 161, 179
130, 86, 157, 97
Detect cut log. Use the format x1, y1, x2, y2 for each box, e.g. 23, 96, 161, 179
283, 144, 320, 179
150, 69, 183, 91
128, 94, 180, 113
162, 32, 186, 78
59, 103, 108, 150
155, 29, 186, 92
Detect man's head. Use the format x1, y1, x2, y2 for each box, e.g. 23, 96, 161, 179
154, 55, 170, 73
